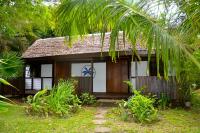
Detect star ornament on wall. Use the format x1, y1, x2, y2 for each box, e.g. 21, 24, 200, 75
81, 65, 96, 78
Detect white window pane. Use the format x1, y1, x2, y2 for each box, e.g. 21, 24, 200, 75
41, 64, 52, 77
43, 78, 52, 90
33, 78, 41, 90
25, 66, 30, 77
25, 79, 32, 89
168, 62, 176, 76
93, 62, 106, 92
137, 61, 148, 76
71, 63, 91, 77
130, 78, 136, 91
131, 61, 136, 77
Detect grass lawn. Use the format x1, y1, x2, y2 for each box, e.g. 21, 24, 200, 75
105, 90, 200, 133
106, 107, 200, 133
0, 106, 96, 133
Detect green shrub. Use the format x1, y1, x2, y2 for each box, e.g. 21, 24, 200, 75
47, 79, 81, 116
191, 89, 200, 109
26, 79, 81, 117
117, 100, 131, 121
80, 93, 96, 105
127, 90, 158, 123
26, 89, 48, 116
157, 93, 170, 110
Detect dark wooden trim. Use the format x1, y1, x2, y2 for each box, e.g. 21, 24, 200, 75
41, 78, 43, 90
31, 78, 33, 90
22, 65, 26, 95
23, 51, 155, 62
22, 51, 134, 60
130, 76, 136, 78
93, 92, 131, 99
128, 59, 131, 93
52, 61, 55, 87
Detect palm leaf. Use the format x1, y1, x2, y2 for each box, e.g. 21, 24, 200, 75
56, 0, 200, 79
0, 95, 13, 104
0, 78, 18, 91
0, 52, 24, 79
0, 95, 14, 112
33, 89, 47, 102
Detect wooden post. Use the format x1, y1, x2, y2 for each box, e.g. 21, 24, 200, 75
128, 59, 131, 93
41, 78, 43, 90
53, 61, 56, 87
22, 65, 25, 95
31, 77, 33, 90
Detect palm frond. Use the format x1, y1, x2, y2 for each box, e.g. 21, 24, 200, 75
0, 52, 24, 79
0, 78, 18, 91
0, 95, 14, 112
56, 0, 200, 79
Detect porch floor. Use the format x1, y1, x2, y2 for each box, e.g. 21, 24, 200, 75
93, 92, 131, 99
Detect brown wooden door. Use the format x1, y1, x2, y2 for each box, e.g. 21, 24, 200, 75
107, 59, 129, 93
54, 62, 71, 84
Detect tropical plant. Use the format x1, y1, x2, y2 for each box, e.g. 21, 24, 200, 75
0, 53, 23, 111
0, 52, 24, 79
26, 79, 81, 117
191, 89, 200, 109
80, 93, 96, 105
56, 0, 200, 79
127, 90, 158, 123
0, 95, 13, 112
114, 80, 158, 123
158, 93, 170, 110
0, 1, 55, 54
184, 49, 200, 88
0, 0, 54, 37
47, 79, 81, 115
26, 89, 48, 116
117, 100, 130, 121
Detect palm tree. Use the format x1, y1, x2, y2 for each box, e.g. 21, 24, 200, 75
0, 52, 24, 79
56, 0, 200, 79
0, 53, 23, 111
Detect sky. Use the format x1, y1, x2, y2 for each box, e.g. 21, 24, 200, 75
42, 0, 180, 26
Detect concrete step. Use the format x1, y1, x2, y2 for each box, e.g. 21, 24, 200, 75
97, 99, 120, 107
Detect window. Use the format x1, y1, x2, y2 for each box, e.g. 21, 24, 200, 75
41, 64, 53, 77
130, 61, 136, 89
130, 61, 149, 90
137, 61, 149, 76
25, 65, 31, 77
71, 63, 91, 77
25, 64, 53, 90
41, 64, 53, 90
